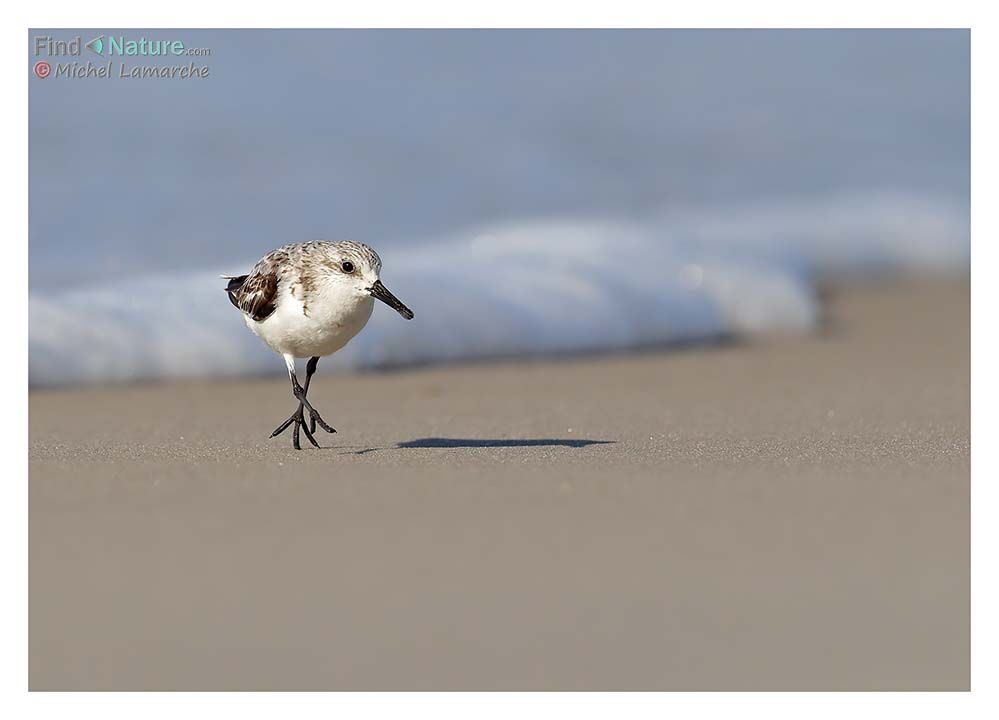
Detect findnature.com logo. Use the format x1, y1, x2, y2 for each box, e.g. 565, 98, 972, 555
32, 33, 212, 80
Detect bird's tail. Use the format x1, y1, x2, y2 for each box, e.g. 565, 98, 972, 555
222, 274, 248, 310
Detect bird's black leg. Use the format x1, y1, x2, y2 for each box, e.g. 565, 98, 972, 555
270, 356, 336, 449
301, 356, 336, 435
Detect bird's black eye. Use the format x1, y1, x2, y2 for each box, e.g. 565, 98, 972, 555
341, 261, 354, 274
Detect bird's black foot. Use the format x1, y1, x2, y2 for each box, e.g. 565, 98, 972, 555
271, 398, 336, 450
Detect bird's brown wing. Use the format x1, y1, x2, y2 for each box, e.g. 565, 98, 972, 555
232, 272, 278, 322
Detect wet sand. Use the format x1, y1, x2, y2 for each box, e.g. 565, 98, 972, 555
29, 280, 969, 690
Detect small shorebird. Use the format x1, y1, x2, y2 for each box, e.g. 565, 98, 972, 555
224, 240, 414, 449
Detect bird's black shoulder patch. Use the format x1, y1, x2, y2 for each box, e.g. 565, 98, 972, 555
225, 275, 248, 309
225, 272, 278, 322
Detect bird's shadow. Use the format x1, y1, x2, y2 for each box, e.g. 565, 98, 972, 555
398, 437, 614, 449
350, 437, 614, 455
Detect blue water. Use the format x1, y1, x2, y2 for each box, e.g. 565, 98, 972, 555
28, 30, 969, 385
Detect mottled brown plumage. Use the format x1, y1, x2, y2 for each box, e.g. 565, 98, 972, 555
226, 272, 278, 321
224, 241, 384, 323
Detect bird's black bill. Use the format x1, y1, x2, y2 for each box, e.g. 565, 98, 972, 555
369, 280, 414, 319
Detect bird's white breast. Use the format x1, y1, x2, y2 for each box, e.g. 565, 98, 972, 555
245, 280, 374, 359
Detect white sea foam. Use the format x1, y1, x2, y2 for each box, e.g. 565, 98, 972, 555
28, 191, 968, 387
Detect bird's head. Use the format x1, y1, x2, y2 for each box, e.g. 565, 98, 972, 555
324, 241, 414, 320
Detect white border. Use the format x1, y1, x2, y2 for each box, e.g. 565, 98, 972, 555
6, 1, 991, 717
7, 0, 984, 29
969, 1, 994, 711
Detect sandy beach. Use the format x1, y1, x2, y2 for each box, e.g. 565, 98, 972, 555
29, 280, 969, 690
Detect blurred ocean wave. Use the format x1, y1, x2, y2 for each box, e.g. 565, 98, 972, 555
29, 31, 968, 385
28, 190, 968, 387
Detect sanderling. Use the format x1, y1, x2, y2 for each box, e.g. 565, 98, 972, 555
224, 240, 414, 449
